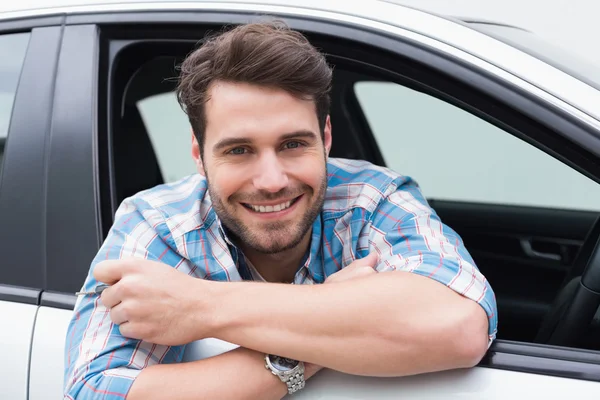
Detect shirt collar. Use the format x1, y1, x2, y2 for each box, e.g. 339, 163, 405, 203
214, 212, 324, 284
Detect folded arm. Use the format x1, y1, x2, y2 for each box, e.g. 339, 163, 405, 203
207, 268, 489, 377
127, 347, 321, 400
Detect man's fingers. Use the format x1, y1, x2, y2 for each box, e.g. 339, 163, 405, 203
325, 252, 380, 284
93, 259, 134, 285
100, 285, 121, 309
354, 252, 379, 268
118, 321, 137, 339
109, 303, 128, 325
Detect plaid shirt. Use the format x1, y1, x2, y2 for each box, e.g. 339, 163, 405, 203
63, 157, 497, 399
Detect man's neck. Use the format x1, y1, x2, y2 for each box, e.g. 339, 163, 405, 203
241, 232, 311, 284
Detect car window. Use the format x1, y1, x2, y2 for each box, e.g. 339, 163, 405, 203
0, 32, 30, 175
354, 81, 600, 211
137, 92, 196, 182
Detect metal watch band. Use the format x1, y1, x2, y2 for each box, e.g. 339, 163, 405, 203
264, 354, 306, 395
284, 370, 305, 394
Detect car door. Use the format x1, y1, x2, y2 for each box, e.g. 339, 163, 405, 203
0, 20, 63, 400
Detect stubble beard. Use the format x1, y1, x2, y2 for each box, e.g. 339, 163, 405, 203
208, 173, 327, 255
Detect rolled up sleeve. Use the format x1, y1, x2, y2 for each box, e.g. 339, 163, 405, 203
63, 200, 189, 399
368, 178, 498, 345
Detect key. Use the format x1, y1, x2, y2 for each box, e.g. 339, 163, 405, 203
75, 284, 110, 296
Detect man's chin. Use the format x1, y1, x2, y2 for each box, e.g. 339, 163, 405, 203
248, 238, 299, 255
240, 229, 305, 254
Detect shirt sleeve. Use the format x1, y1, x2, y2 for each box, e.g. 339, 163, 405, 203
63, 198, 192, 399
368, 177, 498, 345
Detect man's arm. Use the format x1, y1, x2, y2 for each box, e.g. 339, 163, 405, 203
207, 268, 489, 377
127, 347, 320, 400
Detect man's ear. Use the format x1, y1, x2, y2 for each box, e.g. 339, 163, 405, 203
191, 130, 205, 176
323, 115, 332, 157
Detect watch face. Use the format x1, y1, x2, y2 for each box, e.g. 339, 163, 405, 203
270, 355, 299, 372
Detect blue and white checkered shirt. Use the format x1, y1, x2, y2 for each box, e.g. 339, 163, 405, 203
63, 157, 497, 399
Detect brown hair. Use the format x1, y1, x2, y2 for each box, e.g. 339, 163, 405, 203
175, 21, 333, 154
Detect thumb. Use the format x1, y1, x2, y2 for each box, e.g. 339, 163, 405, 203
355, 252, 379, 268
93, 259, 130, 285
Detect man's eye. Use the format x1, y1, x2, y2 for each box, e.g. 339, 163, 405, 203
228, 147, 247, 155
284, 141, 304, 150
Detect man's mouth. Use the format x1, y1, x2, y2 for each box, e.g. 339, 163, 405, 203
241, 196, 302, 213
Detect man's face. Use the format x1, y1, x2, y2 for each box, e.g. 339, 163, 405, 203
192, 81, 332, 254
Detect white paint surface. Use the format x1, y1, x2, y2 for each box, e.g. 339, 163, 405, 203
28, 307, 74, 400
0, 300, 37, 400
180, 337, 600, 399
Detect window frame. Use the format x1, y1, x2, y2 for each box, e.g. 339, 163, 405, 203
0, 23, 63, 301
42, 23, 103, 296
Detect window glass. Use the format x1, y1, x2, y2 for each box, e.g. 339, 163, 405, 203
0, 32, 30, 173
354, 81, 600, 211
137, 92, 196, 182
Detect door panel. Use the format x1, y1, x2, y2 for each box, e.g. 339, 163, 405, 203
296, 366, 600, 399
0, 300, 37, 400
431, 200, 598, 342
181, 338, 600, 399
29, 306, 74, 400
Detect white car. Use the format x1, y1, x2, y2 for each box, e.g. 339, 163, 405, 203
2, 1, 600, 399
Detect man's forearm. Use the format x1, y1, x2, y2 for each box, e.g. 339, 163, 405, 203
127, 347, 318, 400
206, 271, 489, 377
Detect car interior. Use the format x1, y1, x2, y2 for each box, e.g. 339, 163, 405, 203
102, 24, 600, 353
0, 137, 5, 175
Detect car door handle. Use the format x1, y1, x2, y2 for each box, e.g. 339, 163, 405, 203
520, 239, 562, 262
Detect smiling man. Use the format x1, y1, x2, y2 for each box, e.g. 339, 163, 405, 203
64, 21, 497, 400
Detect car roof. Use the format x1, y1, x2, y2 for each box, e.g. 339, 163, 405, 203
0, 0, 390, 16
1, 0, 599, 126
0, 0, 506, 24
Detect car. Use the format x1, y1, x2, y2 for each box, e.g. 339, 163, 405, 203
2, 0, 600, 399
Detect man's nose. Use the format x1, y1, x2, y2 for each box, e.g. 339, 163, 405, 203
252, 152, 289, 193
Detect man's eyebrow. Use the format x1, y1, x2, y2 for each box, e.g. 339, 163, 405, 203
213, 130, 319, 152
213, 137, 252, 152
279, 130, 319, 141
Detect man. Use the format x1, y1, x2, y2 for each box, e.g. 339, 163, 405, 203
64, 21, 497, 399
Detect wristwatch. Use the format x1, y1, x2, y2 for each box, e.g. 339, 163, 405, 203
264, 354, 305, 395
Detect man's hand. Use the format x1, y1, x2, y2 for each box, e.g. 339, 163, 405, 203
93, 258, 209, 345
324, 252, 379, 284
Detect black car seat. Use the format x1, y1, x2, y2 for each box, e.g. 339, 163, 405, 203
113, 104, 164, 205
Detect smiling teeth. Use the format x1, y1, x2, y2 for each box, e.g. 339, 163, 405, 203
250, 201, 292, 213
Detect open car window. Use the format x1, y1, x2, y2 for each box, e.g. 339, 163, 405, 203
137, 92, 196, 183
354, 80, 600, 211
